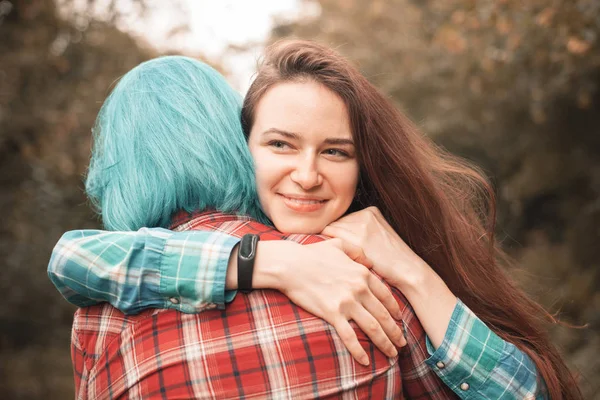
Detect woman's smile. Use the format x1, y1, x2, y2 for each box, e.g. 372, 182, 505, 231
278, 193, 329, 213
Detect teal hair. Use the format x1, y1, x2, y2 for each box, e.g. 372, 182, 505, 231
85, 56, 266, 230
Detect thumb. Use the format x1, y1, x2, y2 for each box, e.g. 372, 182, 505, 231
327, 238, 373, 269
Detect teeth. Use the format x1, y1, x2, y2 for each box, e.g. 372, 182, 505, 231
287, 198, 323, 205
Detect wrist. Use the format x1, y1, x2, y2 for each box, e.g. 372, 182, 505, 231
395, 259, 437, 298
398, 262, 457, 348
398, 261, 457, 307
225, 244, 239, 290
252, 240, 300, 290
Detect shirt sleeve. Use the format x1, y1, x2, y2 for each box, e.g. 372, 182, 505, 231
425, 299, 547, 400
47, 228, 240, 314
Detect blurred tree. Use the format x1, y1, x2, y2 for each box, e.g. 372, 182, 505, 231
0, 0, 154, 397
269, 0, 600, 397
0, 0, 222, 396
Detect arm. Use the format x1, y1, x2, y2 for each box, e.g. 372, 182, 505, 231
48, 227, 406, 365
386, 243, 546, 399
48, 228, 372, 312
373, 255, 543, 398
424, 297, 544, 399
323, 207, 547, 399
48, 227, 240, 314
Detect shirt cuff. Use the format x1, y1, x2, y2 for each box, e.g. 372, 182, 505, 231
211, 237, 241, 308
425, 299, 504, 398
159, 230, 241, 312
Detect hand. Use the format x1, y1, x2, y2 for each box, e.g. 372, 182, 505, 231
323, 207, 458, 349
322, 207, 427, 290
269, 238, 407, 366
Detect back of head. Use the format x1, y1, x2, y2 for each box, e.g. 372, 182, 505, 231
86, 56, 263, 230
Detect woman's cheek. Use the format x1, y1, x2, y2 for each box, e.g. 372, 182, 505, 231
254, 153, 282, 201
335, 165, 360, 199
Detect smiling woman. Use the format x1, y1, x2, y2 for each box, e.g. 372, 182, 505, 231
248, 80, 359, 233
239, 39, 582, 399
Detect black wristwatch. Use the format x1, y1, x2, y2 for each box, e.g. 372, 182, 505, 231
237, 234, 260, 294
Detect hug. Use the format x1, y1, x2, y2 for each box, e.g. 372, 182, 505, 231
49, 40, 581, 399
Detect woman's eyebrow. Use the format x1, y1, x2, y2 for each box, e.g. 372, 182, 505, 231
263, 128, 300, 140
264, 128, 354, 146
324, 138, 354, 146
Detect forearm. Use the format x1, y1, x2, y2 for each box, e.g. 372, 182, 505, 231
396, 264, 544, 398
425, 299, 545, 399
48, 228, 240, 313
396, 262, 457, 348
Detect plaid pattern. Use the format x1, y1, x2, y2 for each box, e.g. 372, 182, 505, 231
425, 300, 544, 399
49, 226, 241, 314
51, 210, 544, 399
70, 211, 459, 399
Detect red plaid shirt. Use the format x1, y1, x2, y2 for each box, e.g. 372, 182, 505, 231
71, 211, 457, 399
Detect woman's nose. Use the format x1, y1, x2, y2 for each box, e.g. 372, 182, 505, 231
289, 157, 323, 189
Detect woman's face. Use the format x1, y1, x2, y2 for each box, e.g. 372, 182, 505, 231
248, 81, 359, 234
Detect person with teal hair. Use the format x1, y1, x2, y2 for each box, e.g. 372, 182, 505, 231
85, 56, 264, 230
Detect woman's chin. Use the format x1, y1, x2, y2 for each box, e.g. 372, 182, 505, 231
271, 219, 326, 235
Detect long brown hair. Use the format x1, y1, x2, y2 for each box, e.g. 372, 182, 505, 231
242, 39, 581, 399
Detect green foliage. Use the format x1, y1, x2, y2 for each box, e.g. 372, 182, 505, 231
271, 0, 600, 396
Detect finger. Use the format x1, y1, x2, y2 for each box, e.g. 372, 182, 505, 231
322, 224, 358, 246
362, 284, 407, 348
333, 319, 370, 366
368, 274, 403, 322
339, 240, 373, 269
322, 236, 372, 268
351, 306, 398, 358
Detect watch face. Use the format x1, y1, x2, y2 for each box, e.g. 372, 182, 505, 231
240, 234, 258, 259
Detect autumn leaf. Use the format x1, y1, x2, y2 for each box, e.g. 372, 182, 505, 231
567, 36, 591, 55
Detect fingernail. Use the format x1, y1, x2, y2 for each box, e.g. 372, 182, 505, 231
395, 311, 403, 320
360, 355, 370, 366
390, 348, 398, 358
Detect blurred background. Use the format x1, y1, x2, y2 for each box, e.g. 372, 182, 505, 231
1, 0, 599, 398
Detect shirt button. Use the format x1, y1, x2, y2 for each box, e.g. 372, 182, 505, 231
460, 382, 470, 391
169, 297, 180, 304
436, 361, 445, 369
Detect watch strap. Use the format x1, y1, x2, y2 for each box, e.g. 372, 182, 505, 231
237, 234, 259, 293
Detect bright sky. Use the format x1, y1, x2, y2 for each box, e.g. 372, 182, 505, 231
120, 0, 310, 91
59, 0, 313, 90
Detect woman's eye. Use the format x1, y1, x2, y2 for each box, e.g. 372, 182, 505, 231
268, 140, 290, 150
323, 148, 349, 157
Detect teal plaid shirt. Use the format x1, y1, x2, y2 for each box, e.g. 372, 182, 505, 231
48, 227, 546, 399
